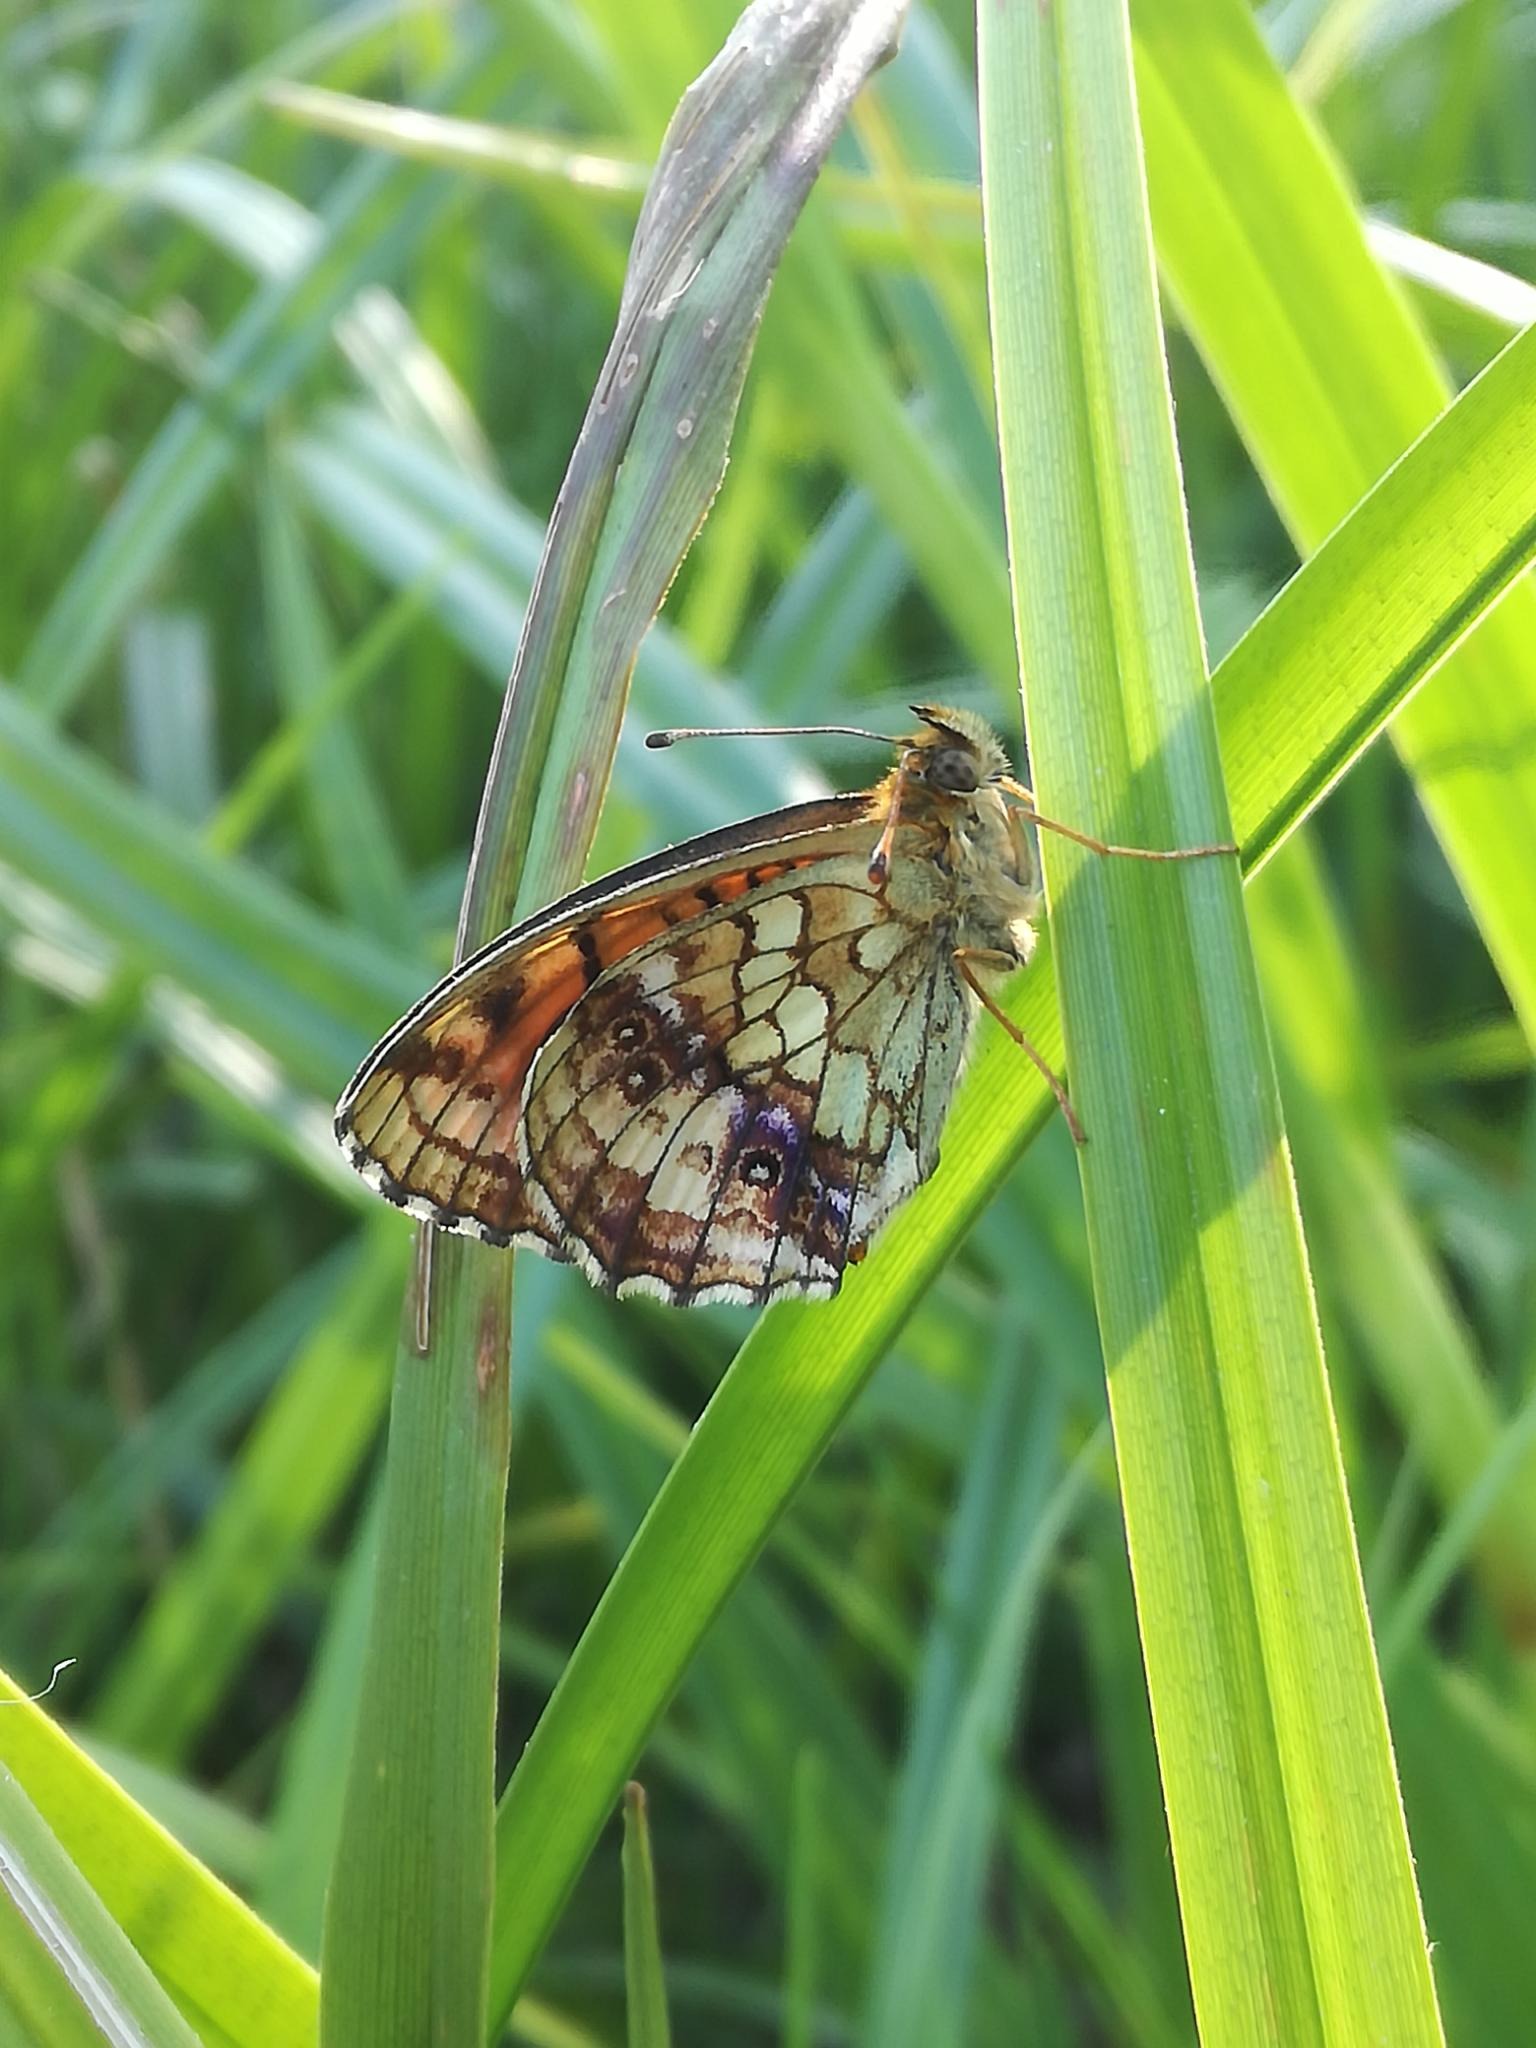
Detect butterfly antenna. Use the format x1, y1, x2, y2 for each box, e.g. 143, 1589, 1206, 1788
645, 723, 899, 749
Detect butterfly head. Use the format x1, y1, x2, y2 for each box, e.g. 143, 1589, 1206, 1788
902, 705, 1012, 795
865, 705, 1023, 891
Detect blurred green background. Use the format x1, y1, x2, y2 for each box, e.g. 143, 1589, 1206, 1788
3, 1, 1536, 2043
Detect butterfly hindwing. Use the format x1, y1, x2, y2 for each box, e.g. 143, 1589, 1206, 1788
517, 852, 972, 1304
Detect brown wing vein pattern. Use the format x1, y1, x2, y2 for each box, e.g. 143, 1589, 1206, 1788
335, 843, 974, 1304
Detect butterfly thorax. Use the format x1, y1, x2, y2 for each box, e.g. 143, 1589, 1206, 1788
874, 706, 1040, 967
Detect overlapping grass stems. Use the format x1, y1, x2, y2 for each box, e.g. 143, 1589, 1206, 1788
1, 4, 1536, 2046
316, 6, 909, 2044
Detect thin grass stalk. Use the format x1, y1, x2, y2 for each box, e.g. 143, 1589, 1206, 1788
320, 6, 908, 2042
621, 1784, 672, 2048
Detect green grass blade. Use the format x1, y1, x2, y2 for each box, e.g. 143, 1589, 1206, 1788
0, 1761, 202, 2048
1367, 221, 1536, 365
979, 5, 1439, 2043
1135, 0, 1536, 1039
317, 1225, 512, 2048
76, 1746, 266, 1897
1212, 317, 1536, 868
621, 1783, 672, 2048
0, 1672, 319, 2045
90, 1225, 400, 1764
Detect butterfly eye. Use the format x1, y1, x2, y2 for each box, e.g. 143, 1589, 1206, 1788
742, 1150, 782, 1189
927, 746, 979, 794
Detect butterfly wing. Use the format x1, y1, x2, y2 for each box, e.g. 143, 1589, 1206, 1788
518, 850, 973, 1304
336, 795, 977, 1304
335, 795, 876, 1250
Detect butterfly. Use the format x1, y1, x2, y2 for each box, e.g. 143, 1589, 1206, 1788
335, 705, 1231, 1306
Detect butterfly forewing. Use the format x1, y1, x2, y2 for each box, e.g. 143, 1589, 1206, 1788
335, 797, 879, 1257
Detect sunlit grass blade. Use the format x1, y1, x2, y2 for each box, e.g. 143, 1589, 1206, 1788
0, 1672, 318, 2044
981, 3, 1439, 2042
1135, 0, 1536, 1039
0, 1762, 202, 2048
1366, 221, 1536, 364
1212, 316, 1536, 868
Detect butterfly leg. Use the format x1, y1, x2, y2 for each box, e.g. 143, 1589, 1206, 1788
998, 778, 1238, 863
952, 947, 1085, 1145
